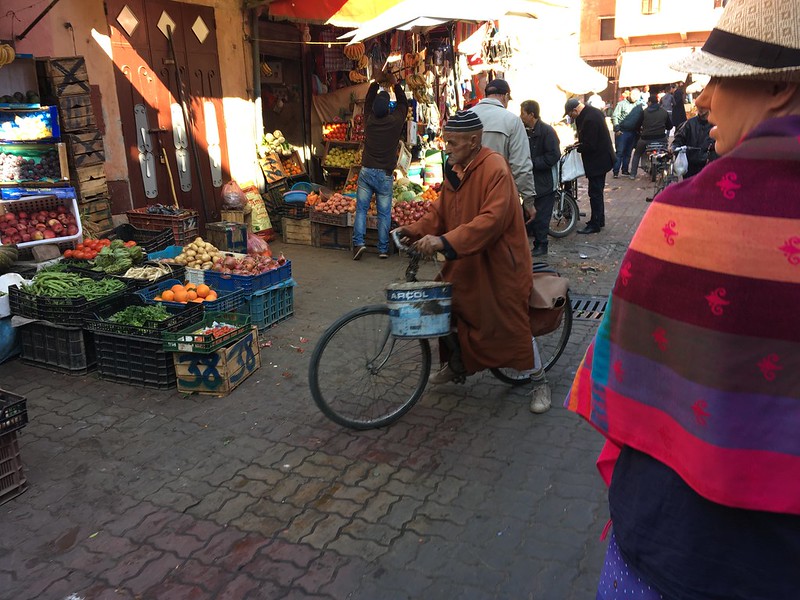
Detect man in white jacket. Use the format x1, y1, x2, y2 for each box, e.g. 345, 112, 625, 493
470, 79, 537, 220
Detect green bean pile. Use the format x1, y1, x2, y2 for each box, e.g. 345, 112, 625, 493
24, 271, 126, 300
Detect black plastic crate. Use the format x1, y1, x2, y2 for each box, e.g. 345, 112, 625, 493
19, 321, 96, 375
92, 330, 178, 389
109, 223, 175, 254
84, 296, 205, 339
0, 390, 28, 436
8, 282, 126, 326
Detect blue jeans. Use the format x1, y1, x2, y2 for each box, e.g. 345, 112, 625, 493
613, 131, 636, 175
353, 167, 393, 253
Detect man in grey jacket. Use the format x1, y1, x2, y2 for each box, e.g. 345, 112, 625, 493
470, 79, 537, 220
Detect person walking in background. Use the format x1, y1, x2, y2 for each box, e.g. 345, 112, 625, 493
638, 84, 650, 107
352, 69, 408, 260
628, 95, 672, 179
520, 99, 560, 257
671, 81, 687, 128
567, 0, 800, 597
470, 79, 537, 223
671, 106, 717, 177
659, 83, 676, 121
564, 98, 615, 234
588, 91, 605, 111
611, 89, 642, 178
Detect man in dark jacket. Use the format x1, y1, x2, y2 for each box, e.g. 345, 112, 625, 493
671, 107, 717, 177
629, 95, 672, 178
565, 98, 615, 234
352, 69, 408, 260
520, 99, 560, 256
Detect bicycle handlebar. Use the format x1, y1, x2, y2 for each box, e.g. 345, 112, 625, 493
391, 228, 415, 254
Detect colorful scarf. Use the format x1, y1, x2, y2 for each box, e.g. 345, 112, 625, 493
567, 115, 800, 515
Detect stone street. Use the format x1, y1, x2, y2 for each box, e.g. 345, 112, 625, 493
0, 175, 653, 599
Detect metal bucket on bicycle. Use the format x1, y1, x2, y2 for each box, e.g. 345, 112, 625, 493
386, 281, 452, 338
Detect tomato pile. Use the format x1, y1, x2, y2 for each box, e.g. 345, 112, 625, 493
196, 323, 239, 340
63, 238, 137, 261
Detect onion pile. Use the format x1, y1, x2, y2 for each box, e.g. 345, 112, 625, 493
210, 253, 288, 276
391, 199, 433, 226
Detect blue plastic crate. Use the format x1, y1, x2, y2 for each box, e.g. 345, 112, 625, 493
243, 278, 295, 330
136, 278, 245, 312
203, 261, 292, 296
146, 245, 183, 261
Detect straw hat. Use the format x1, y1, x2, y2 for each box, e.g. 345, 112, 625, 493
670, 0, 800, 81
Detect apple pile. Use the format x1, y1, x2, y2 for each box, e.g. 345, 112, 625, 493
0, 205, 79, 245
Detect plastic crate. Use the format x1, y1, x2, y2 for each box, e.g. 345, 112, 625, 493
244, 278, 295, 330
19, 321, 96, 374
91, 330, 179, 389
203, 261, 291, 296
0, 431, 27, 506
0, 389, 28, 436
109, 223, 175, 254
136, 279, 245, 313
162, 312, 251, 354
84, 296, 204, 339
8, 281, 126, 326
0, 192, 82, 250
125, 207, 199, 246
115, 261, 186, 291
146, 245, 182, 261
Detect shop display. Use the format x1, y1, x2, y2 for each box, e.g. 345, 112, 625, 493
391, 198, 435, 226
342, 167, 360, 195
0, 143, 67, 183
259, 129, 293, 157
153, 282, 218, 304
351, 114, 365, 142
322, 122, 348, 141
168, 237, 223, 270
281, 154, 304, 176
311, 192, 355, 216
0, 107, 58, 141
323, 145, 362, 169
0, 199, 79, 245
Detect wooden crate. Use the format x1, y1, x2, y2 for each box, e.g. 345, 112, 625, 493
174, 327, 261, 396
71, 163, 107, 200
206, 221, 248, 253
356, 228, 394, 255
311, 222, 351, 251
36, 56, 91, 97
66, 130, 104, 167
79, 196, 113, 231
58, 94, 96, 132
220, 210, 245, 223
258, 151, 286, 184
282, 217, 312, 245
280, 151, 305, 177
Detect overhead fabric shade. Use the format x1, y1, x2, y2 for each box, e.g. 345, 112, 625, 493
555, 56, 609, 95
617, 47, 696, 88
268, 0, 401, 25
340, 0, 541, 43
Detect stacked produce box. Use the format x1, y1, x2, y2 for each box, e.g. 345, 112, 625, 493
0, 388, 29, 506
36, 56, 112, 233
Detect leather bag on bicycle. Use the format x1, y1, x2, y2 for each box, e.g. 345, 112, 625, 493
528, 264, 570, 337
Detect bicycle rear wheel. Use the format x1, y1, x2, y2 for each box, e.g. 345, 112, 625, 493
309, 305, 432, 429
548, 191, 578, 238
490, 296, 573, 385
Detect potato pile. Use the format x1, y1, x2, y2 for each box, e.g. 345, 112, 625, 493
172, 237, 222, 270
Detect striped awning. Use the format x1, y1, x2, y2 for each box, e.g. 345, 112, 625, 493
586, 61, 618, 80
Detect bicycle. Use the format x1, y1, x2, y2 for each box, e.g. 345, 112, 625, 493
308, 231, 572, 430
548, 144, 580, 238
645, 145, 693, 202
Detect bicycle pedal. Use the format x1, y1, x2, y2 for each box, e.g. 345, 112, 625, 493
452, 374, 467, 384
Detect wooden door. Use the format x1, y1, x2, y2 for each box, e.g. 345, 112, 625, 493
107, 0, 230, 228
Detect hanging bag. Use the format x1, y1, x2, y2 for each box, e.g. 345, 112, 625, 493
561, 148, 585, 181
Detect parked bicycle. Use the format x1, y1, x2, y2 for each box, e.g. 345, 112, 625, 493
308, 231, 572, 430
644, 144, 693, 202
548, 144, 581, 238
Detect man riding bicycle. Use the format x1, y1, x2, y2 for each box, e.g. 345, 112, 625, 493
395, 110, 552, 414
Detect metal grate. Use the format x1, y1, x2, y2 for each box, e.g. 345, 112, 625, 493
571, 295, 609, 320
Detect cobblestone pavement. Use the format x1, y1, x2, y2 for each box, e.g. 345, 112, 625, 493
0, 177, 652, 599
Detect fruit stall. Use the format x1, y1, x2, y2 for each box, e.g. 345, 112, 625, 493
0, 212, 296, 397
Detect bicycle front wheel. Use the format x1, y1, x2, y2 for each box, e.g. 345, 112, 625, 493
491, 296, 573, 385
549, 190, 578, 238
308, 305, 432, 429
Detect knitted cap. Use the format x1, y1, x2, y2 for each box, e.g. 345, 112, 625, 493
443, 110, 483, 132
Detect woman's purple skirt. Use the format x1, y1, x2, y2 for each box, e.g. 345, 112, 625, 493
596, 533, 664, 599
